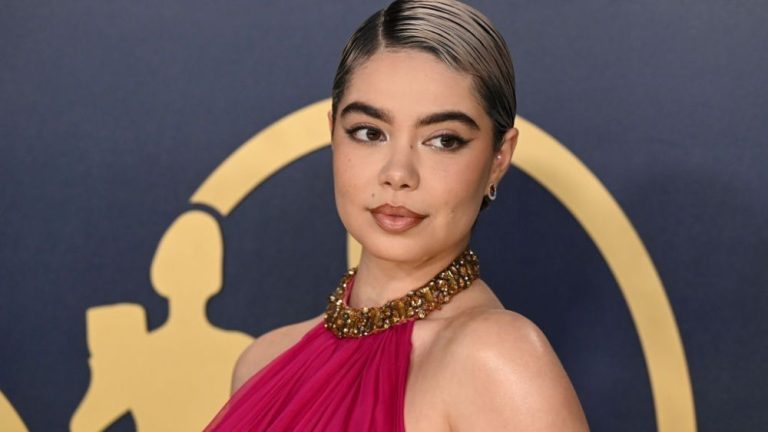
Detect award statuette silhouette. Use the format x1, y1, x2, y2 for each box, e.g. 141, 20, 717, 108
71, 211, 252, 431
0, 391, 28, 432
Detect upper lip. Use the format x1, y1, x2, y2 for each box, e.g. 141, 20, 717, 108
370, 204, 427, 218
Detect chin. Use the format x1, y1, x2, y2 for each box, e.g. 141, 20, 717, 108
363, 236, 431, 263
351, 225, 461, 266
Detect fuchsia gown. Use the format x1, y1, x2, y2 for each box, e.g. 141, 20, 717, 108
204, 277, 414, 431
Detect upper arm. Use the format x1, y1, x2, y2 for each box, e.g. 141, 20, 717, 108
230, 314, 324, 395
230, 338, 265, 394
446, 310, 589, 432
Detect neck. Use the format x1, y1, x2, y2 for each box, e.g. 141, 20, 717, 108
166, 297, 209, 331
349, 240, 470, 308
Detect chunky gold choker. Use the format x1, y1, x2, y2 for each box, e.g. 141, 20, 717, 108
324, 249, 480, 339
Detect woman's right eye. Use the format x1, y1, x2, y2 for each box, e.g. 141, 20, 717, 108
346, 126, 386, 143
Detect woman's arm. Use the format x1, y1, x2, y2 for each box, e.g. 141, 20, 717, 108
230, 314, 324, 394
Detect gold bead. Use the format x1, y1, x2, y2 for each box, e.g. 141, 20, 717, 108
324, 249, 479, 339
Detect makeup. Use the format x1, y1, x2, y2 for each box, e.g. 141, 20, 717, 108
369, 204, 427, 233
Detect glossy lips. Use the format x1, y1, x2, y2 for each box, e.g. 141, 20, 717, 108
369, 204, 427, 233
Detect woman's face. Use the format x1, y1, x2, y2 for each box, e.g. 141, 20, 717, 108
330, 49, 515, 264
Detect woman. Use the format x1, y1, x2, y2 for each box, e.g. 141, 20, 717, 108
206, 0, 589, 430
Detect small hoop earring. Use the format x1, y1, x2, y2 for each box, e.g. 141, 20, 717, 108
488, 184, 497, 201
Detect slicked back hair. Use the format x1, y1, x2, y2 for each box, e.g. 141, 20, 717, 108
331, 0, 516, 152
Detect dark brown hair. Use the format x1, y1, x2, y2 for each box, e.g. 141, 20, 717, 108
331, 0, 517, 151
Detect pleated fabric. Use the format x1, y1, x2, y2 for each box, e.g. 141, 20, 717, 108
204, 278, 414, 431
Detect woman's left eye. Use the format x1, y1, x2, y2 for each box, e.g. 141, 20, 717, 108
424, 134, 469, 151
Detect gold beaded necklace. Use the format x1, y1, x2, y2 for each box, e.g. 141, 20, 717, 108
323, 249, 480, 339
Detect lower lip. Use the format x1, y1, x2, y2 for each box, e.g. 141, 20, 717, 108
371, 212, 425, 233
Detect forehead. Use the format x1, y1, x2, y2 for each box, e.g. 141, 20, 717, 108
341, 49, 489, 125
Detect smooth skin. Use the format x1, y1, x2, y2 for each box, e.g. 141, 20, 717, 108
233, 49, 589, 431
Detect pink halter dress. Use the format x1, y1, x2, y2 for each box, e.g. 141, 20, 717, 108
204, 277, 414, 431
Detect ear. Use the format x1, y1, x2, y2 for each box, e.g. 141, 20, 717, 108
489, 127, 519, 187
327, 109, 334, 136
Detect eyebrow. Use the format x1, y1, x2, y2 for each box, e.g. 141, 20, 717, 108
340, 101, 480, 131
340, 102, 393, 123
417, 111, 480, 131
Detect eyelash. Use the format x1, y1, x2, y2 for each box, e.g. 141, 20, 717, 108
345, 125, 386, 143
424, 134, 470, 151
343, 126, 470, 152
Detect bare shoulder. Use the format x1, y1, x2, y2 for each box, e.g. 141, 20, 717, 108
447, 308, 552, 360
230, 313, 324, 394
441, 309, 590, 431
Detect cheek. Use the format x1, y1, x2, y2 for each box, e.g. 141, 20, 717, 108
332, 151, 356, 231
332, 141, 353, 179
443, 185, 483, 222
333, 139, 381, 183
427, 174, 484, 234
431, 158, 488, 209
332, 154, 352, 201
332, 144, 369, 208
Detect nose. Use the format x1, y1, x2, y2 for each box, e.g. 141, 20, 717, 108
378, 141, 420, 191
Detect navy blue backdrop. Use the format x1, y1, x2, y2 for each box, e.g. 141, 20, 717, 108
1, 1, 766, 431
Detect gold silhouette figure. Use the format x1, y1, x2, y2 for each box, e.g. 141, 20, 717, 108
0, 391, 29, 432
71, 210, 252, 431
